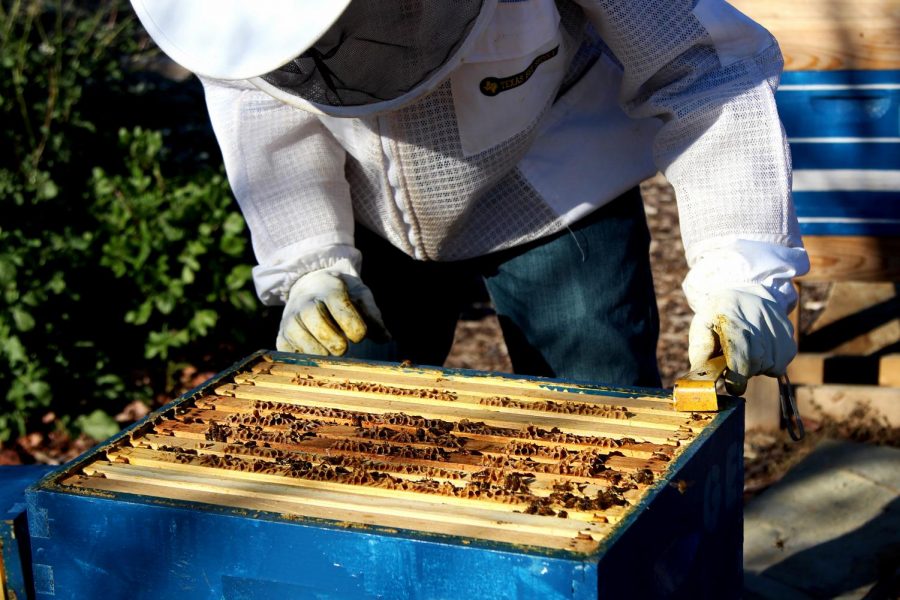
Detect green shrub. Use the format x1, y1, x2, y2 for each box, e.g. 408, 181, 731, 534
0, 1, 271, 443
91, 127, 258, 361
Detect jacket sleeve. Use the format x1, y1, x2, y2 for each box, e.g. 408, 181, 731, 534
200, 76, 360, 306
573, 0, 809, 313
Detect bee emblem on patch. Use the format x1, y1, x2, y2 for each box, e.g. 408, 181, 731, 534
481, 79, 500, 96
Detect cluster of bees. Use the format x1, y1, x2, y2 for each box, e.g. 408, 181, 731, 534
292, 375, 458, 402
479, 396, 631, 419
146, 388, 672, 519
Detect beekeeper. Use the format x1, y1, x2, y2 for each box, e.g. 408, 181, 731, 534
131, 0, 809, 394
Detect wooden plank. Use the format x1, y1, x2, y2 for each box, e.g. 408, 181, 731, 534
796, 384, 900, 426
262, 362, 676, 413
237, 371, 690, 430
91, 451, 629, 525
253, 369, 681, 421
772, 25, 900, 71
92, 458, 610, 534
742, 375, 782, 432
788, 353, 827, 385
879, 354, 900, 386
800, 237, 900, 283
215, 383, 685, 445
730, 0, 900, 70
732, 0, 900, 20
803, 282, 900, 357
788, 353, 890, 386
70, 467, 607, 541
64, 473, 601, 553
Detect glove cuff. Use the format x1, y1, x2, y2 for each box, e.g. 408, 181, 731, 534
253, 244, 362, 306
683, 236, 809, 314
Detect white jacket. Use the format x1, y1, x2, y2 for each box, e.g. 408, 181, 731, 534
201, 0, 810, 316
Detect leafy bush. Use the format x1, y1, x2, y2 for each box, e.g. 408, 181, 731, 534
1, 1, 271, 443
91, 127, 258, 361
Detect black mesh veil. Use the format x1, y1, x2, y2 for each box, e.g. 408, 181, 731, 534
258, 1, 490, 112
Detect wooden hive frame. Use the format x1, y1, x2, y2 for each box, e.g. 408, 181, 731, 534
56, 352, 715, 556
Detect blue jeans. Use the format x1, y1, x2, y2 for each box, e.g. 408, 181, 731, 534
346, 188, 661, 388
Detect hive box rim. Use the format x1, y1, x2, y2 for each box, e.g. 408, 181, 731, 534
30, 350, 740, 562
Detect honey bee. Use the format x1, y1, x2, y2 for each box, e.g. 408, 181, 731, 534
669, 479, 694, 495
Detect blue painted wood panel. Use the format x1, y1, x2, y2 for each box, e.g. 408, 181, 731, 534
24, 352, 744, 600
790, 143, 898, 172
793, 191, 900, 235
776, 70, 900, 236
1, 465, 55, 600
28, 493, 597, 600
778, 91, 899, 140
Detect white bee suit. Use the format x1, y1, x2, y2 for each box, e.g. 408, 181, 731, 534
200, 0, 810, 321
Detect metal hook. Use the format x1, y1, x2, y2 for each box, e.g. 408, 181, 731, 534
778, 373, 805, 441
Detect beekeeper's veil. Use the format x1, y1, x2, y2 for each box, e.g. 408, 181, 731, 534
131, 0, 498, 117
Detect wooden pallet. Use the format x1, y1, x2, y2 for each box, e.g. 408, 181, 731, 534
731, 0, 900, 71
63, 356, 711, 554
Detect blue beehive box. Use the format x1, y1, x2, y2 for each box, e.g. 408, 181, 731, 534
776, 69, 900, 236
27, 351, 743, 599
1, 465, 55, 600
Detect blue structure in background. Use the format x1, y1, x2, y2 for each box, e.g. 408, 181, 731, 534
777, 70, 900, 236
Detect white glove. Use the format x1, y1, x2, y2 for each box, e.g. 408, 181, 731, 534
276, 266, 387, 356
688, 285, 796, 396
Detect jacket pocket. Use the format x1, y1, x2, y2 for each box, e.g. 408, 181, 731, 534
451, 0, 567, 157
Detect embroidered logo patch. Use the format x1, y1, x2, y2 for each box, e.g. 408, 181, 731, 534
479, 46, 560, 97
